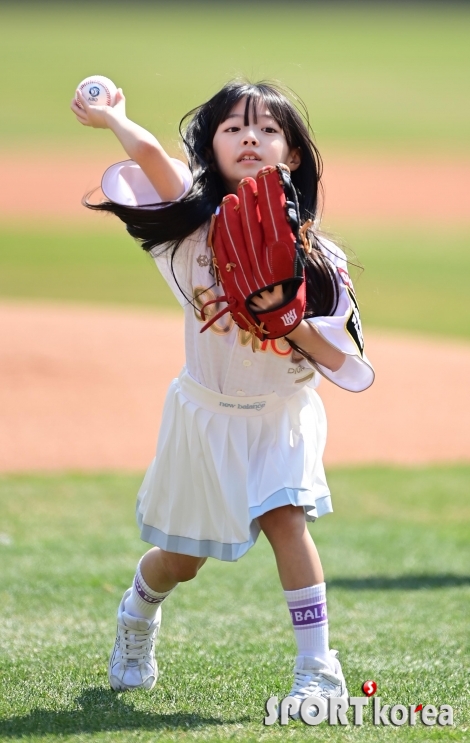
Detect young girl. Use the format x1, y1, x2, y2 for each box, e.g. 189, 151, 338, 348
71, 80, 374, 711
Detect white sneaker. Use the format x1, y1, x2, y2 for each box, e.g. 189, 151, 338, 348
108, 588, 161, 691
287, 650, 348, 720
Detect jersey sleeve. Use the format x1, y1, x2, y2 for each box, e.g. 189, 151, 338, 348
101, 158, 193, 206
304, 237, 375, 392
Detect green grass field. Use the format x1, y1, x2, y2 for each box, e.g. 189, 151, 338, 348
1, 2, 469, 153
1, 466, 469, 741
1, 222, 469, 340
0, 223, 179, 311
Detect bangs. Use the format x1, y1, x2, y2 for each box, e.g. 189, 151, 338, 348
211, 83, 304, 149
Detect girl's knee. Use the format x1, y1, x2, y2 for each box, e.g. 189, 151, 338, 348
162, 553, 206, 583
259, 505, 306, 541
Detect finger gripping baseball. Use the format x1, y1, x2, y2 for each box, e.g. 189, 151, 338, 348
200, 164, 306, 341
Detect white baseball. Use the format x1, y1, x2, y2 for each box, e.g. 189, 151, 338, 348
75, 75, 118, 108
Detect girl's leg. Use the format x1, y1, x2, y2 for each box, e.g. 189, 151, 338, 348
258, 505, 330, 666
109, 549, 206, 692
141, 547, 207, 590
124, 548, 207, 619
258, 505, 323, 589
258, 505, 347, 710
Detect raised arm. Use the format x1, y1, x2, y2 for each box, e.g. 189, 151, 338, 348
70, 88, 185, 202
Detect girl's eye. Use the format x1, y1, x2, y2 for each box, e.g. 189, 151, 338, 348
263, 127, 278, 134
225, 126, 240, 133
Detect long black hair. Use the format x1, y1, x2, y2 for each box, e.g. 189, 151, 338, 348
85, 80, 338, 319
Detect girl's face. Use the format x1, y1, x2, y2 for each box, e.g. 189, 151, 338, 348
211, 97, 301, 193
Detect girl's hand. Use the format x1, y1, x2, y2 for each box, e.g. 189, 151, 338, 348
70, 88, 185, 201
249, 285, 285, 311
70, 87, 127, 129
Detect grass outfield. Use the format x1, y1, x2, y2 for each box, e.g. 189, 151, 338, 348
1, 223, 469, 340
0, 466, 469, 741
344, 225, 470, 339
1, 2, 469, 153
0, 224, 179, 312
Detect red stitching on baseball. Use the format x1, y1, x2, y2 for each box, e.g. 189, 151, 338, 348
76, 79, 112, 107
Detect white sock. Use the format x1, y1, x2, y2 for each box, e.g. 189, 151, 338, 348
284, 582, 332, 667
124, 561, 175, 620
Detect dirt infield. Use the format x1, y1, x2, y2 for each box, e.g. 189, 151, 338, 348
1, 301, 469, 473
1, 150, 469, 225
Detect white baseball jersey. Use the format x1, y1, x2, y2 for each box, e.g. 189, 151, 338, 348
102, 159, 374, 398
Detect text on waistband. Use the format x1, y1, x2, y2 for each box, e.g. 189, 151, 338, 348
219, 401, 266, 411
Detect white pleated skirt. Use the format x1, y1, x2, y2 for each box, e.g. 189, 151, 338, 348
136, 368, 332, 561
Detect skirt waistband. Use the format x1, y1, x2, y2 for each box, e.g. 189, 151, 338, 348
178, 368, 291, 416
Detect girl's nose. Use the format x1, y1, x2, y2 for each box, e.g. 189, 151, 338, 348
242, 131, 259, 146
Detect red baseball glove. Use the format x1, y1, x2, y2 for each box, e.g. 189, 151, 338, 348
200, 164, 311, 344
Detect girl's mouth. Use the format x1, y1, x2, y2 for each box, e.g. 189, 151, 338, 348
238, 153, 261, 162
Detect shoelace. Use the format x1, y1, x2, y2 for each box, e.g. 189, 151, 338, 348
119, 625, 155, 663
290, 669, 341, 700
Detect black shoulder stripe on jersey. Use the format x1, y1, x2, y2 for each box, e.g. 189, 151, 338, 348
346, 288, 364, 356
